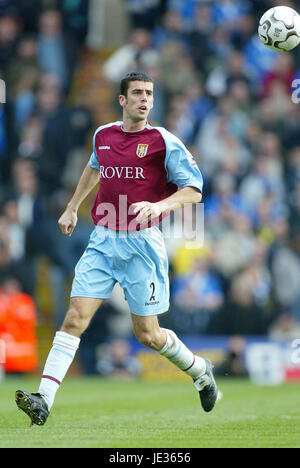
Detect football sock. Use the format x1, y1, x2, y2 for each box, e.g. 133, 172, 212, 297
38, 331, 80, 410
159, 328, 206, 380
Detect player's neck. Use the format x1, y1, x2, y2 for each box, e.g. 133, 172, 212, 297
122, 117, 147, 133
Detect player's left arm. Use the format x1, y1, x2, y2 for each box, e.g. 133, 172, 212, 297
133, 131, 203, 224
132, 187, 201, 224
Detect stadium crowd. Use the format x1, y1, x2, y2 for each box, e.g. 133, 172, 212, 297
1, 0, 300, 374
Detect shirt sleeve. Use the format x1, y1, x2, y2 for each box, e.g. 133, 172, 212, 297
89, 122, 121, 171
89, 151, 100, 170
160, 128, 203, 193
89, 126, 101, 170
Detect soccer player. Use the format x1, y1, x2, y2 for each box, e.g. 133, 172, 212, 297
15, 72, 218, 426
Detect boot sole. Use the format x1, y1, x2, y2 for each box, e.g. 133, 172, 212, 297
15, 389, 46, 426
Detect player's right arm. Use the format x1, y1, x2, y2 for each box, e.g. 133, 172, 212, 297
58, 162, 99, 236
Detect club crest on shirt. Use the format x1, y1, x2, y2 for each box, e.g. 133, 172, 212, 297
136, 144, 149, 158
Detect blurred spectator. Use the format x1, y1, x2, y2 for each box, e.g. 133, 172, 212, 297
6, 34, 39, 88
167, 248, 224, 334
186, 2, 216, 76
125, 0, 165, 31
17, 115, 44, 160
206, 49, 253, 99
62, 0, 89, 43
158, 39, 199, 101
68, 104, 93, 150
269, 220, 300, 318
1, 155, 90, 314
261, 52, 296, 98
96, 338, 142, 379
207, 25, 234, 64
212, 0, 251, 34
13, 70, 39, 131
165, 93, 197, 146
215, 263, 271, 334
281, 102, 300, 150
268, 313, 300, 341
285, 146, 300, 197
0, 158, 45, 293
253, 194, 286, 246
0, 8, 21, 70
243, 34, 277, 88
289, 181, 300, 233
163, 204, 204, 266
195, 97, 251, 181
2, 199, 26, 264
33, 73, 73, 194
6, 158, 45, 230
172, 251, 224, 309
239, 151, 285, 212
0, 216, 11, 278
37, 9, 75, 91
243, 118, 264, 155
215, 335, 249, 377
15, 0, 42, 33
0, 102, 8, 184
185, 82, 213, 136
102, 28, 159, 84
227, 77, 254, 119
152, 9, 188, 50
204, 173, 252, 232
168, 0, 203, 30
213, 212, 256, 280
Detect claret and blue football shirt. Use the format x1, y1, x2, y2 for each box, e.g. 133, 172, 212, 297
89, 121, 203, 231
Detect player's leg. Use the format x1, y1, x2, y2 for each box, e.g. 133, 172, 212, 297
37, 296, 104, 408
15, 297, 103, 425
16, 227, 117, 424
131, 313, 218, 412
123, 227, 207, 379
123, 226, 217, 411
60, 296, 103, 337
131, 313, 206, 378
130, 314, 166, 350
117, 227, 218, 411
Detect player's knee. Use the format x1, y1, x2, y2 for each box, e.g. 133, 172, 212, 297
136, 329, 163, 350
137, 331, 154, 348
61, 304, 88, 337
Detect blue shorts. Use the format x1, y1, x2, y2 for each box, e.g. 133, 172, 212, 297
70, 225, 170, 316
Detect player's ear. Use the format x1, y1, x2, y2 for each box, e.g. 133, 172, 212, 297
119, 94, 126, 107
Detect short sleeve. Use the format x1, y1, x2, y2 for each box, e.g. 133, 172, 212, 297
158, 128, 203, 193
89, 121, 122, 171
89, 151, 99, 170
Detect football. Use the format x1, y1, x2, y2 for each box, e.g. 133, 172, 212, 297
258, 5, 300, 51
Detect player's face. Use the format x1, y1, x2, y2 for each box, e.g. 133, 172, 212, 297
119, 81, 154, 123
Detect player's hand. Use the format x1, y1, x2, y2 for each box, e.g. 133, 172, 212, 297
58, 208, 78, 237
132, 201, 163, 225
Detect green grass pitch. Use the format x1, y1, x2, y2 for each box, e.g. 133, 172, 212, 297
0, 376, 299, 448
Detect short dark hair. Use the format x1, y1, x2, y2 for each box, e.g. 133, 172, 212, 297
120, 72, 153, 97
